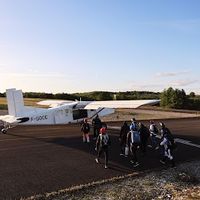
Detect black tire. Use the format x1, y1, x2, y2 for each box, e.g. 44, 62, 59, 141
1, 129, 7, 134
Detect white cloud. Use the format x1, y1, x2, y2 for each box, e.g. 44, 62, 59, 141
122, 80, 165, 92
121, 77, 199, 93
170, 79, 198, 87
131, 84, 163, 91
155, 70, 189, 78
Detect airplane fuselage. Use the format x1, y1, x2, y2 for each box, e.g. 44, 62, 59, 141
21, 105, 114, 125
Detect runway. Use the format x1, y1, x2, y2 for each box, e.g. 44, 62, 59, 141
0, 118, 200, 199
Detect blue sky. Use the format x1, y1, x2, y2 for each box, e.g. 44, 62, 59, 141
0, 0, 200, 94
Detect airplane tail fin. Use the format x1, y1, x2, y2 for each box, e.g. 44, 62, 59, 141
6, 88, 25, 117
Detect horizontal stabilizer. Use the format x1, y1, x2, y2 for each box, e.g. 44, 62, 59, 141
0, 115, 19, 124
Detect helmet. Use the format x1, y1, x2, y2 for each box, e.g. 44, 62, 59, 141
159, 122, 165, 128
138, 122, 143, 128
131, 118, 136, 122
100, 127, 106, 134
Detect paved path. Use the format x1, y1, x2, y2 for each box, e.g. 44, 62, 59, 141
0, 118, 199, 199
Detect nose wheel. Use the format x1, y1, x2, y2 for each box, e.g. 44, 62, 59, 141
1, 128, 7, 134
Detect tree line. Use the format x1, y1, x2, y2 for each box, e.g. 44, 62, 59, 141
0, 91, 160, 101
0, 88, 200, 110
160, 87, 200, 110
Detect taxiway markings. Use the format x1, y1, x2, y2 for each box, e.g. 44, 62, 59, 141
108, 125, 200, 149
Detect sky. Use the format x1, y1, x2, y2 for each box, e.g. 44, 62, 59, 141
0, 0, 200, 94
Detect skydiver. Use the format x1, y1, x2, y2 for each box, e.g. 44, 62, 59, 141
81, 118, 90, 143
159, 122, 176, 167
127, 120, 141, 167
149, 121, 159, 150
95, 127, 111, 169
92, 115, 102, 140
119, 121, 129, 156
138, 122, 150, 155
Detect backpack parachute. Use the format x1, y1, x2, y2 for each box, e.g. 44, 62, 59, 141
100, 134, 110, 147
82, 123, 90, 133
153, 125, 159, 133
165, 128, 177, 150
130, 122, 138, 131
131, 131, 141, 144
150, 124, 158, 133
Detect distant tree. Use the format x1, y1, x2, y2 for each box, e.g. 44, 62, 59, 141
160, 87, 173, 108
116, 92, 127, 100
96, 92, 113, 100
24, 92, 54, 99
54, 93, 76, 100
189, 92, 195, 98
0, 93, 5, 97
160, 87, 187, 109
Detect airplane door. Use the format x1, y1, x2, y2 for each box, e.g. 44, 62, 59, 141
72, 109, 88, 120
54, 109, 72, 124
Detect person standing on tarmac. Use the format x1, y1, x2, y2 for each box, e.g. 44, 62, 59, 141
92, 115, 102, 140
149, 121, 159, 150
127, 120, 141, 167
81, 118, 90, 143
138, 123, 150, 155
119, 121, 130, 156
159, 122, 175, 167
95, 127, 111, 169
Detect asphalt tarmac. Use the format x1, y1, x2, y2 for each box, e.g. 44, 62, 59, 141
0, 118, 200, 199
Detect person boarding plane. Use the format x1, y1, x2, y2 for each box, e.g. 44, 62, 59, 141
0, 88, 160, 133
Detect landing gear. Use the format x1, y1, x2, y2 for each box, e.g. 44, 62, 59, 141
1, 128, 7, 134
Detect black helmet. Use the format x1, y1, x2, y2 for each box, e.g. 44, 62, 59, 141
131, 118, 136, 122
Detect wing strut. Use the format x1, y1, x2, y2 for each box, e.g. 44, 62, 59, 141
89, 108, 105, 119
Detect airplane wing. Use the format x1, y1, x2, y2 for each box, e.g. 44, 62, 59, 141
37, 100, 74, 108
84, 99, 160, 109
37, 99, 160, 109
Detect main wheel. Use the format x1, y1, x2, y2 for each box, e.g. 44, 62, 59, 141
1, 129, 7, 134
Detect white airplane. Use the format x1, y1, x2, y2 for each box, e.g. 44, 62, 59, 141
0, 88, 160, 133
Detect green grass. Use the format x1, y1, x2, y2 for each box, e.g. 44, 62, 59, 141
0, 104, 7, 110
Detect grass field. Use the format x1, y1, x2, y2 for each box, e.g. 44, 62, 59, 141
0, 97, 48, 108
